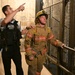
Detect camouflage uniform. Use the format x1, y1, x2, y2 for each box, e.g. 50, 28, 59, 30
24, 10, 63, 75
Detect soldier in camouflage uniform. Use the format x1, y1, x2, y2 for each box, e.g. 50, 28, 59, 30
24, 10, 64, 75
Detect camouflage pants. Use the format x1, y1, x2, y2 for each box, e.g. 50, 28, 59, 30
25, 54, 46, 75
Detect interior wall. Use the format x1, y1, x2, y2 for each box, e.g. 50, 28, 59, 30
0, 0, 2, 18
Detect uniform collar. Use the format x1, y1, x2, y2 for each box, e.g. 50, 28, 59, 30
36, 24, 46, 28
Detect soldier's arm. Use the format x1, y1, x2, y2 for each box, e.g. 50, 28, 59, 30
1, 3, 25, 26
24, 29, 33, 56
21, 29, 28, 35
48, 28, 64, 48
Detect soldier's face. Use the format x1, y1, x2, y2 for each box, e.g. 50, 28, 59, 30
5, 6, 13, 15
39, 16, 47, 25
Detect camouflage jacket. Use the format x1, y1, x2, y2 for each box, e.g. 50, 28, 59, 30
24, 24, 63, 56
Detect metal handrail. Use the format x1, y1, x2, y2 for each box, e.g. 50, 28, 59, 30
45, 45, 75, 75
46, 54, 74, 75
64, 45, 75, 52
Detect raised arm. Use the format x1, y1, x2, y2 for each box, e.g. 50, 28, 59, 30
1, 3, 25, 26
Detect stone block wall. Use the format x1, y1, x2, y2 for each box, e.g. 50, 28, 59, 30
43, 0, 70, 63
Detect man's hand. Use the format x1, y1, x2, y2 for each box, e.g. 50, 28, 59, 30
22, 29, 28, 35
29, 55, 34, 61
61, 44, 65, 49
18, 3, 25, 11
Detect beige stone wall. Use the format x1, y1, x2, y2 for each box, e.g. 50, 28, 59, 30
43, 0, 63, 21
0, 0, 2, 18
43, 0, 70, 63
43, 0, 52, 8
43, 0, 62, 8
0, 0, 35, 28
43, 0, 63, 37
43, 0, 63, 58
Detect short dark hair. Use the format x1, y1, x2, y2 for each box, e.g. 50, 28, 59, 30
2, 5, 10, 15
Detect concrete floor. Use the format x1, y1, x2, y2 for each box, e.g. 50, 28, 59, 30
0, 52, 52, 75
